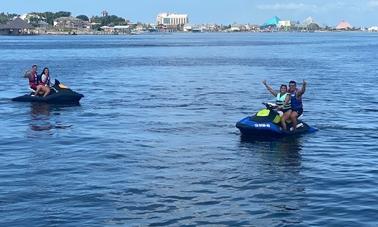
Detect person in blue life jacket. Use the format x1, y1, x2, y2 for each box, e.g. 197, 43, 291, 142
34, 67, 51, 97
263, 80, 292, 131
288, 80, 307, 131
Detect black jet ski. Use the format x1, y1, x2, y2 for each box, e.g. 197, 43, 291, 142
236, 102, 317, 138
12, 80, 84, 104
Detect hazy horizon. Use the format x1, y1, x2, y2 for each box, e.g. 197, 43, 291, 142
1, 0, 378, 27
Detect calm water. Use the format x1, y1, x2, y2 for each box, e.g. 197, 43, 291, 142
0, 33, 377, 226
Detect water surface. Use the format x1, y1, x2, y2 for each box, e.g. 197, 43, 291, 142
0, 33, 377, 226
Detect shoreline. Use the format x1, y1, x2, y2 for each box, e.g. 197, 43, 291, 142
3, 30, 378, 36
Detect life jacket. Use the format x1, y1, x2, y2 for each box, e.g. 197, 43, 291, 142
290, 90, 303, 111
38, 73, 50, 86
29, 72, 38, 90
276, 93, 291, 110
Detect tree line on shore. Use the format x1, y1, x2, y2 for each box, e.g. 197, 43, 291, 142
0, 11, 129, 28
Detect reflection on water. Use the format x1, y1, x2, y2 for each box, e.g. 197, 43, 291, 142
238, 137, 305, 225
28, 103, 73, 135
29, 103, 53, 132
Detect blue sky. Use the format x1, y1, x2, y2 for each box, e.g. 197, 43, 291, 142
1, 0, 378, 26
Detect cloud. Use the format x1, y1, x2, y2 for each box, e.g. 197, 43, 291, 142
256, 3, 318, 11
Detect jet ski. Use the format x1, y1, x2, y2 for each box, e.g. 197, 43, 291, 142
12, 80, 84, 104
236, 102, 317, 138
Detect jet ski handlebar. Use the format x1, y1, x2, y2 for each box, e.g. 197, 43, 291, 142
262, 102, 278, 110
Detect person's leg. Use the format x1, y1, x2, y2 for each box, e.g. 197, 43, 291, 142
290, 111, 299, 131
281, 110, 291, 131
35, 85, 43, 96
42, 86, 51, 97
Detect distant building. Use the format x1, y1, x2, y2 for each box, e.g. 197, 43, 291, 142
183, 24, 192, 32
54, 17, 90, 30
336, 20, 352, 30
156, 13, 188, 26
302, 17, 315, 27
114, 25, 130, 33
301, 17, 320, 31
102, 10, 109, 17
278, 20, 293, 29
261, 16, 281, 29
21, 13, 41, 22
0, 17, 33, 35
100, 26, 114, 33
230, 24, 241, 32
368, 26, 378, 32
37, 21, 49, 29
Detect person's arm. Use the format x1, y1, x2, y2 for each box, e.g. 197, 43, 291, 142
284, 93, 290, 105
297, 80, 307, 97
262, 80, 277, 97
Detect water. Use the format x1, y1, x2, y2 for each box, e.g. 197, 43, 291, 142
0, 33, 377, 226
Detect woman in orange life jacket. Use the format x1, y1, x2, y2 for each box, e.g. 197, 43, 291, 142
34, 67, 51, 97
262, 80, 292, 131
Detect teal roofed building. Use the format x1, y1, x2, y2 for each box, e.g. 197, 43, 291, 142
261, 16, 281, 29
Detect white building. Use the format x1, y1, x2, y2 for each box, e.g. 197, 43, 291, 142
20, 13, 45, 23
156, 13, 188, 25
278, 20, 293, 28
368, 26, 378, 32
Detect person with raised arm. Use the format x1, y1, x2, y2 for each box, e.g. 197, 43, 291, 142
262, 80, 291, 131
288, 80, 307, 131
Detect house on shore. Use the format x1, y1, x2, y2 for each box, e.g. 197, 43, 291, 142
0, 17, 34, 35
54, 17, 90, 31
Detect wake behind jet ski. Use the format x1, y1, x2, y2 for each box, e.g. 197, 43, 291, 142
236, 102, 317, 139
12, 79, 84, 104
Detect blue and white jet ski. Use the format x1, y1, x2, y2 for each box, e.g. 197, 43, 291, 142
236, 103, 317, 138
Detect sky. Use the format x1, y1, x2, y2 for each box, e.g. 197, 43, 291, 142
1, 0, 378, 26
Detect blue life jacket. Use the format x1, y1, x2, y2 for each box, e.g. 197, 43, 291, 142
290, 91, 303, 111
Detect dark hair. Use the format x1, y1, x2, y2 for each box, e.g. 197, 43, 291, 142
40, 67, 49, 81
41, 67, 49, 75
289, 80, 296, 85
280, 84, 287, 89
32, 64, 37, 68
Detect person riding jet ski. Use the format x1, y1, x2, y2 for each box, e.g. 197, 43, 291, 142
24, 65, 51, 97
34, 67, 52, 97
288, 80, 306, 132
262, 80, 291, 131
13, 65, 84, 104
236, 80, 315, 138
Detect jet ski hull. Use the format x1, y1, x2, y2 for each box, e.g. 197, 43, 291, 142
236, 116, 317, 138
12, 90, 83, 104
12, 79, 84, 104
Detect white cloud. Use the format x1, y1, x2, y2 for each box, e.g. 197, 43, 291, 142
257, 3, 318, 11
